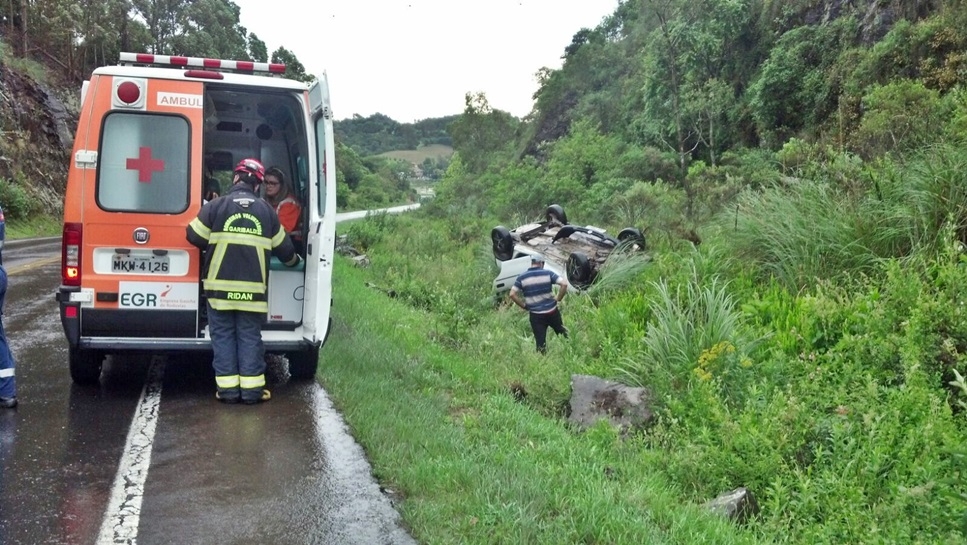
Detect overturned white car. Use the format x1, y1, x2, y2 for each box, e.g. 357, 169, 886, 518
491, 205, 646, 293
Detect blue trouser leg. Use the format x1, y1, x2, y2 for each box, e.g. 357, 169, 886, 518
208, 304, 240, 401
236, 311, 266, 402
0, 267, 16, 399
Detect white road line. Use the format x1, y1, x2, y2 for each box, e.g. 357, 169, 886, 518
96, 360, 165, 545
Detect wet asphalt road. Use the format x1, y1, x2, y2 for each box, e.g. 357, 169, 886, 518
0, 236, 416, 545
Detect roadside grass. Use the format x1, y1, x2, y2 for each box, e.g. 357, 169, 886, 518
6, 213, 61, 239
321, 254, 753, 544
326, 205, 967, 543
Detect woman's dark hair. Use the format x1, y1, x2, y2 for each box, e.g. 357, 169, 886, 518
265, 167, 285, 184
264, 166, 291, 201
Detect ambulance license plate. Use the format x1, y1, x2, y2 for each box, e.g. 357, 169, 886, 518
112, 254, 170, 274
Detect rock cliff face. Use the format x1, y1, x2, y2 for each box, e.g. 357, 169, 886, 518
789, 0, 938, 43
0, 56, 77, 216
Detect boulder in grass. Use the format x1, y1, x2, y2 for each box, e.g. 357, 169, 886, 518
704, 487, 759, 524
568, 374, 654, 433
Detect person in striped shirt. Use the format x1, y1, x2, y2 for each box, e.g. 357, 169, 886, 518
509, 253, 569, 353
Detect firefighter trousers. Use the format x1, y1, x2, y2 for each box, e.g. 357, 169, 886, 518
207, 305, 265, 403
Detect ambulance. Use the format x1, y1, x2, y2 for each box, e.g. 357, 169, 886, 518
56, 53, 337, 385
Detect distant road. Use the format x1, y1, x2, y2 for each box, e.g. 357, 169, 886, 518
335, 203, 420, 223
7, 203, 422, 247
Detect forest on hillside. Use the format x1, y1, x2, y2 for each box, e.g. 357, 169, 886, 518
334, 113, 456, 156
340, 0, 967, 542
439, 0, 967, 233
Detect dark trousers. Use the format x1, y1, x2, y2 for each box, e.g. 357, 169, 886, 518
0, 267, 14, 398
207, 304, 266, 402
529, 308, 568, 354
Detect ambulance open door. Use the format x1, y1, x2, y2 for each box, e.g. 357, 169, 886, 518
303, 76, 336, 347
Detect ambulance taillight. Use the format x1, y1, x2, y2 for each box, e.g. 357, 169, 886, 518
62, 223, 82, 286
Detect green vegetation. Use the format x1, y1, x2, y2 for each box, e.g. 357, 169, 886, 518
5, 214, 61, 239
7, 0, 967, 541
327, 155, 967, 540
318, 5, 967, 539
334, 114, 456, 157
328, 216, 754, 544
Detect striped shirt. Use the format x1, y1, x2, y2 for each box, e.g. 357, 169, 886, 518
513, 267, 560, 313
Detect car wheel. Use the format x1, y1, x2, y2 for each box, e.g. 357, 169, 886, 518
491, 226, 514, 261
566, 251, 594, 289
287, 346, 320, 380
69, 347, 103, 385
545, 204, 568, 225
617, 227, 646, 249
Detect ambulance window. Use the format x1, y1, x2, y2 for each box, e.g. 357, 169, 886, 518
98, 113, 190, 213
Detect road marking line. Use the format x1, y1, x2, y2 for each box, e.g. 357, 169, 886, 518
5, 255, 60, 275
96, 360, 165, 545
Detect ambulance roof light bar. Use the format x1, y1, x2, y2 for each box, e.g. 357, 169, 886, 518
118, 52, 286, 76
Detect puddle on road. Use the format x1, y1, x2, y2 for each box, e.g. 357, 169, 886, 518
308, 385, 417, 545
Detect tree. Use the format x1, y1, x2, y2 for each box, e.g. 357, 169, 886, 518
854, 80, 948, 158
168, 0, 247, 58
448, 92, 519, 174
271, 46, 313, 83
247, 32, 267, 62
683, 78, 732, 166
131, 0, 188, 54
748, 19, 855, 148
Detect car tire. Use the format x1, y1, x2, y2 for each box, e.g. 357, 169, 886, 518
566, 251, 594, 289
491, 226, 514, 261
546, 204, 568, 225
69, 347, 103, 385
617, 227, 646, 249
287, 346, 320, 380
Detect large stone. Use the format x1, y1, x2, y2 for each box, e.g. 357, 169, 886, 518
704, 487, 759, 524
567, 374, 654, 432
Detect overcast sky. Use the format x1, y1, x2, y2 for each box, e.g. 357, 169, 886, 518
231, 0, 619, 122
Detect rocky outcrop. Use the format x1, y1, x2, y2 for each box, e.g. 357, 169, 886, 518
0, 59, 75, 215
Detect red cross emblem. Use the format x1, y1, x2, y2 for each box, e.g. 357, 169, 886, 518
126, 146, 165, 183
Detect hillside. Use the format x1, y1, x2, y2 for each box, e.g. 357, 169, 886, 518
377, 144, 453, 164
334, 113, 457, 157
0, 44, 76, 220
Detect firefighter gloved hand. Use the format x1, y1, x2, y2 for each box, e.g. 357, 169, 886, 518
286, 254, 303, 268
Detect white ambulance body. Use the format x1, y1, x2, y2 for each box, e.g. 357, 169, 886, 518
56, 53, 336, 384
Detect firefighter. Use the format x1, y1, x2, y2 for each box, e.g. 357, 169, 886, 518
187, 158, 301, 404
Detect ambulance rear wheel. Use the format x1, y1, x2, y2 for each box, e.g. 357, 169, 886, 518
69, 347, 103, 385
287, 346, 320, 380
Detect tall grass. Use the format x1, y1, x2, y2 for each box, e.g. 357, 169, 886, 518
322, 252, 754, 544
322, 141, 967, 542
718, 145, 967, 292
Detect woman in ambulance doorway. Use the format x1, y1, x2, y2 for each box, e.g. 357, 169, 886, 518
262, 167, 303, 248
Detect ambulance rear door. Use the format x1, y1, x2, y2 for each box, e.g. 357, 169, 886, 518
79, 74, 205, 340
302, 76, 336, 346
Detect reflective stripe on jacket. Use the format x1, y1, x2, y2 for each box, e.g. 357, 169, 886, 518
187, 183, 296, 313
